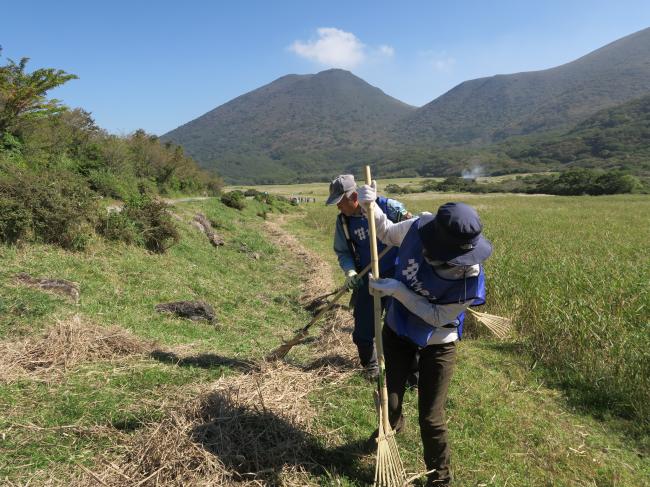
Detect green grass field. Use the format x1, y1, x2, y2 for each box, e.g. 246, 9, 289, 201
226, 173, 559, 199
0, 190, 648, 486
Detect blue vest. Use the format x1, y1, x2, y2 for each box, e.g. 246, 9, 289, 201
345, 197, 399, 275
386, 219, 486, 346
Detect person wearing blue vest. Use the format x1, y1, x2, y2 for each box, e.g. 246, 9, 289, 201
358, 182, 492, 487
326, 174, 411, 380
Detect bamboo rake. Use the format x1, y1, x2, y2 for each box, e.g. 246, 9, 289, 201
365, 166, 407, 487
466, 308, 512, 339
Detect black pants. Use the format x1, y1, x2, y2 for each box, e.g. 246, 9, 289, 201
352, 270, 393, 368
383, 326, 457, 484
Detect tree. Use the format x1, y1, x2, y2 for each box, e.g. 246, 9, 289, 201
0, 48, 78, 134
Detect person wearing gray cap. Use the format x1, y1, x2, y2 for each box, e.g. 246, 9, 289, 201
357, 181, 492, 487
327, 174, 411, 380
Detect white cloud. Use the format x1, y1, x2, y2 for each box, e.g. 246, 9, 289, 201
420, 50, 456, 73
289, 28, 369, 69
378, 45, 395, 58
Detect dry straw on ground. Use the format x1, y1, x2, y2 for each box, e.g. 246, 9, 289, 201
73, 217, 364, 486
78, 363, 343, 486
0, 315, 152, 383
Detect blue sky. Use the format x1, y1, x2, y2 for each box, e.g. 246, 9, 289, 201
3, 1, 649, 135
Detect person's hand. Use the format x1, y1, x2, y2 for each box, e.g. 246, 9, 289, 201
344, 269, 363, 290
357, 180, 377, 212
368, 274, 402, 297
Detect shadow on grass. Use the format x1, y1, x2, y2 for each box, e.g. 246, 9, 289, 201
150, 350, 258, 373
191, 390, 374, 485
302, 353, 358, 372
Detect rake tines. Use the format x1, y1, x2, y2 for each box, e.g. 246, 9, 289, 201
374, 429, 407, 486
467, 308, 512, 339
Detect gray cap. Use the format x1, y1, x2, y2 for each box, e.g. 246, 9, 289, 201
326, 174, 357, 205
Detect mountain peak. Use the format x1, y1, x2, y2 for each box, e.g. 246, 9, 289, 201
161, 70, 415, 183
397, 26, 650, 145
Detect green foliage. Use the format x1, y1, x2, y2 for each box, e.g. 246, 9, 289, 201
221, 190, 246, 210
0, 52, 224, 213
96, 210, 143, 246
529, 169, 643, 195
87, 169, 139, 200
97, 194, 179, 253
384, 183, 420, 194
502, 94, 650, 176
0, 167, 98, 250
0, 51, 78, 134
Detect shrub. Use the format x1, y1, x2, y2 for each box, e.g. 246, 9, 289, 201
0, 168, 99, 250
97, 195, 179, 253
96, 211, 142, 246
87, 169, 139, 200
385, 183, 403, 194
0, 196, 32, 244
221, 190, 246, 210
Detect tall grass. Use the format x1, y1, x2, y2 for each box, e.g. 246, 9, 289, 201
293, 193, 650, 430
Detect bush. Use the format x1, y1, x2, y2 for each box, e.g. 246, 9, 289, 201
87, 169, 139, 200
530, 169, 642, 195
221, 190, 246, 210
0, 196, 32, 244
96, 210, 142, 246
97, 195, 179, 253
0, 168, 99, 250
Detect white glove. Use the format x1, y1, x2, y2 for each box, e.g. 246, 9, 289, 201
344, 269, 363, 290
357, 180, 377, 211
368, 274, 405, 298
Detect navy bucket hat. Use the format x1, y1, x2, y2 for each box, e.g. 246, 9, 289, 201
418, 202, 492, 266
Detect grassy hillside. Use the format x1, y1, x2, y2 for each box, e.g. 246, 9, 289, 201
500, 93, 650, 175
396, 27, 650, 146
1, 192, 648, 485
161, 69, 415, 184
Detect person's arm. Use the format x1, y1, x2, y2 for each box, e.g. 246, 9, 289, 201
359, 184, 415, 246
333, 217, 356, 273
358, 191, 413, 246
369, 278, 472, 327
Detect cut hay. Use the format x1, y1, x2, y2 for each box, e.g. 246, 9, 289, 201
79, 363, 331, 486
0, 315, 152, 383
73, 218, 365, 486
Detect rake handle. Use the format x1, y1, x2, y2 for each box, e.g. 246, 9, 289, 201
296, 244, 393, 335
365, 165, 392, 435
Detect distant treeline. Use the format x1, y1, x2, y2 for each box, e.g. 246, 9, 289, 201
0, 52, 223, 251
386, 168, 647, 196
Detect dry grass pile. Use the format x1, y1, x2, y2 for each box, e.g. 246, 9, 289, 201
0, 315, 152, 382
80, 363, 335, 486
75, 217, 362, 486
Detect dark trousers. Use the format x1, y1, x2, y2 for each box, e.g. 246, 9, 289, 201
352, 272, 392, 367
383, 325, 457, 484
